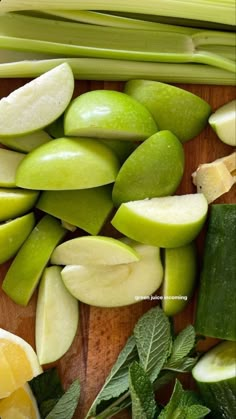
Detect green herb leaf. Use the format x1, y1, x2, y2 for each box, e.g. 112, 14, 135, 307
86, 336, 138, 417
29, 368, 64, 418
134, 307, 172, 382
129, 361, 157, 419
185, 405, 211, 418
163, 356, 197, 373
178, 390, 203, 407
158, 380, 184, 419
45, 379, 80, 419
168, 325, 196, 362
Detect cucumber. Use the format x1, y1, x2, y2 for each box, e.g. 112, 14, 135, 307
192, 341, 236, 419
195, 204, 236, 340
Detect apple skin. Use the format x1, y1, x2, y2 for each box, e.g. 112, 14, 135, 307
0, 188, 39, 222
124, 80, 211, 143
162, 243, 197, 316
0, 63, 74, 137
36, 266, 79, 364
0, 213, 35, 264
0, 148, 25, 187
111, 195, 208, 248
112, 130, 184, 206
36, 185, 113, 235
2, 215, 67, 306
101, 139, 137, 164
209, 99, 236, 146
16, 137, 120, 190
0, 130, 52, 153
64, 90, 158, 140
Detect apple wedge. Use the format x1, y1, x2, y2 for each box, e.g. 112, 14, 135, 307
16, 137, 120, 190
0, 213, 35, 264
111, 194, 208, 248
2, 215, 66, 306
0, 188, 39, 222
124, 80, 211, 143
0, 148, 25, 187
162, 243, 197, 316
0, 130, 52, 152
208, 99, 236, 146
0, 63, 74, 137
64, 90, 157, 140
62, 240, 163, 307
36, 185, 113, 235
36, 266, 79, 364
112, 130, 184, 206
51, 236, 140, 266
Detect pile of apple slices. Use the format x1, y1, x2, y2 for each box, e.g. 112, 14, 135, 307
0, 63, 211, 364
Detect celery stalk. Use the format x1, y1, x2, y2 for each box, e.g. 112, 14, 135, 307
0, 0, 235, 26
0, 58, 234, 85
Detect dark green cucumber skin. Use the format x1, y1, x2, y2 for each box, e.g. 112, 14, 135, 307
195, 204, 236, 340
196, 377, 236, 419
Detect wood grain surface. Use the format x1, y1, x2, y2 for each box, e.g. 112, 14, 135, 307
0, 79, 235, 418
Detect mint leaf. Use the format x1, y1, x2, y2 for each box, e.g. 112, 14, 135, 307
29, 368, 64, 418
168, 325, 195, 363
134, 307, 172, 382
86, 336, 138, 417
129, 361, 157, 419
163, 356, 197, 373
185, 405, 210, 418
158, 380, 184, 419
45, 379, 80, 419
179, 390, 203, 407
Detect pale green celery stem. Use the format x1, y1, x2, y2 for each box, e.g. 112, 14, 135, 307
198, 45, 236, 61
0, 58, 235, 85
0, 0, 235, 25
0, 49, 55, 63
192, 31, 236, 47
41, 10, 198, 34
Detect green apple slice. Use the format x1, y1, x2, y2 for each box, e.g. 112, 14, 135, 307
0, 130, 52, 152
0, 148, 25, 187
209, 100, 236, 146
36, 186, 113, 234
112, 130, 184, 206
0, 63, 74, 137
61, 240, 163, 307
51, 236, 140, 266
0, 213, 35, 264
162, 243, 197, 316
64, 90, 157, 141
36, 266, 79, 364
16, 137, 120, 190
101, 139, 137, 164
36, 185, 113, 235
0, 188, 39, 222
2, 215, 66, 306
124, 80, 211, 143
111, 194, 208, 248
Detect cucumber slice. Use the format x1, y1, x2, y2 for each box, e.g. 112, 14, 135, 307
192, 341, 236, 418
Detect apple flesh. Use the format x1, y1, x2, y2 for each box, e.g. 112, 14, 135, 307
36, 266, 79, 364
0, 188, 39, 222
64, 90, 158, 141
16, 137, 120, 190
36, 185, 113, 235
0, 63, 74, 137
111, 194, 208, 248
0, 148, 25, 187
2, 215, 66, 306
51, 236, 140, 266
62, 240, 163, 307
162, 243, 197, 316
0, 213, 35, 264
209, 99, 236, 146
0, 130, 52, 153
124, 80, 211, 143
112, 130, 184, 206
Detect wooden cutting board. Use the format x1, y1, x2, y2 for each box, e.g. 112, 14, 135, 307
0, 79, 235, 418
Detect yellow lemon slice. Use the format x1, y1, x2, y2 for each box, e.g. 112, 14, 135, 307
0, 383, 40, 419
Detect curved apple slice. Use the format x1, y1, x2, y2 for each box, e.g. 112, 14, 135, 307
0, 148, 25, 187
0, 188, 39, 222
61, 241, 163, 307
0, 130, 52, 152
51, 236, 140, 266
0, 213, 35, 264
64, 90, 157, 141
36, 266, 79, 364
209, 99, 236, 146
16, 137, 120, 190
112, 194, 208, 248
0, 63, 74, 137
